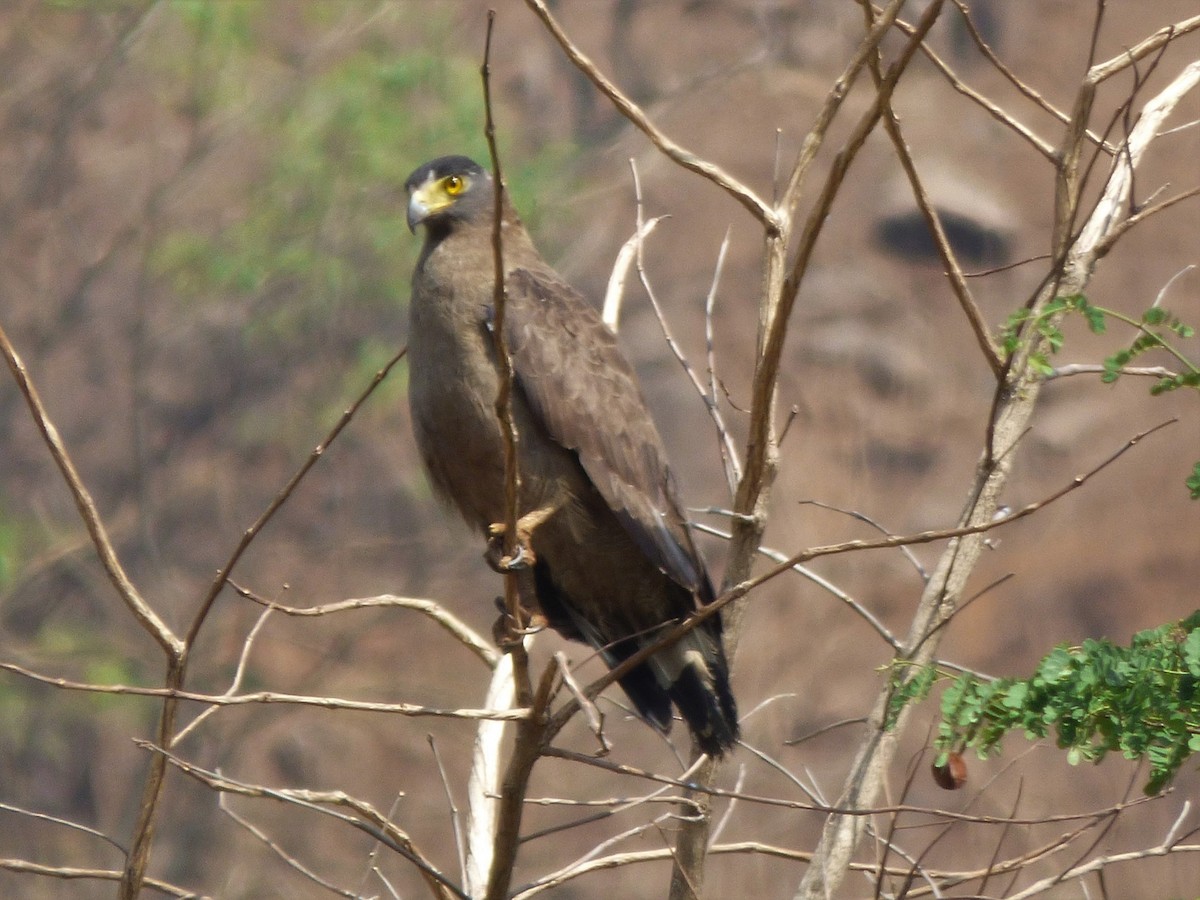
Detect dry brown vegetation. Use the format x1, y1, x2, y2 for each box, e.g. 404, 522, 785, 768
1, 1, 1198, 898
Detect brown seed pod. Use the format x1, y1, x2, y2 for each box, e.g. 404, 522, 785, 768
931, 752, 968, 790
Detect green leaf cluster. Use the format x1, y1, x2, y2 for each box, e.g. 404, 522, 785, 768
1002, 294, 1199, 497
923, 612, 1200, 794
883, 660, 937, 731
1102, 306, 1198, 389
1000, 294, 1105, 377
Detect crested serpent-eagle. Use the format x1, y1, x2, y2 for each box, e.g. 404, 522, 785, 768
404, 155, 738, 756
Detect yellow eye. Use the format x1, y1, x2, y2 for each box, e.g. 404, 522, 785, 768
444, 175, 465, 196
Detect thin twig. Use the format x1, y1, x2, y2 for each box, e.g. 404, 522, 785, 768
172, 601, 275, 746
554, 652, 609, 754
602, 211, 665, 331
0, 322, 181, 658
232, 583, 500, 667
707, 763, 745, 847
541, 746, 1161, 826
947, 0, 1112, 153
220, 800, 357, 898
1088, 16, 1200, 84
429, 735, 466, 885
1094, 182, 1200, 258
861, 0, 1003, 376
0, 801, 127, 855
144, 743, 463, 900
359, 789, 409, 900
785, 717, 869, 748
0, 661, 529, 720
703, 226, 742, 492
521, 768, 705, 845
0, 860, 199, 898
522, 0, 777, 229
480, 15, 541, 900
186, 346, 408, 648
1005, 840, 1200, 900
798, 499, 929, 581
511, 841, 913, 900
691, 520, 900, 650
1049, 363, 1180, 379
560, 418, 1175, 741
626, 159, 742, 495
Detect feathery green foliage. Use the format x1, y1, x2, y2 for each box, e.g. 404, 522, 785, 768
890, 612, 1200, 795
1002, 293, 1199, 497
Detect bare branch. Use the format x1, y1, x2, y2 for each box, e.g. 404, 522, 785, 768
1088, 16, 1200, 84
691, 520, 900, 651
798, 36, 1200, 896
0, 322, 182, 658
554, 652, 610, 754
894, 14, 1070, 162
463, 649, 521, 896
736, 0, 943, 557
520, 812, 683, 898
0, 661, 529, 721
173, 601, 275, 746
861, 2, 1003, 376
625, 160, 744, 503
602, 210, 664, 331
233, 584, 500, 667
480, 18, 542, 900
1076, 60, 1200, 256
220, 801, 358, 898
358, 790, 409, 900
947, 0, 1113, 153
146, 743, 464, 900
1049, 363, 1180, 380
796, 499, 928, 581
428, 736, 466, 886
777, 0, 913, 222
514, 842, 875, 900
522, 0, 777, 229
542, 746, 1162, 826
0, 801, 126, 855
574, 418, 1175, 722
1006, 841, 1200, 900
186, 346, 408, 648
1094, 179, 1200, 259
703, 227, 742, 493
0, 860, 198, 898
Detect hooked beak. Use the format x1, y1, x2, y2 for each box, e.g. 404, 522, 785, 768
406, 190, 430, 233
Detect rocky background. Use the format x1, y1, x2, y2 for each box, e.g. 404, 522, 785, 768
0, 2, 1197, 897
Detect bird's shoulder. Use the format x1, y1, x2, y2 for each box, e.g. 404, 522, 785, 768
503, 265, 623, 362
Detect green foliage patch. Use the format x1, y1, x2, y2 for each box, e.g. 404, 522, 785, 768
152, 2, 573, 355
890, 612, 1200, 795
1002, 293, 1199, 497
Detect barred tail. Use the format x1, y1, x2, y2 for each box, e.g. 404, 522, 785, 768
663, 632, 739, 757
616, 628, 739, 757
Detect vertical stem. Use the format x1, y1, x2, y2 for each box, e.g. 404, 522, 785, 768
667, 228, 787, 900
480, 12, 538, 898
793, 365, 1038, 898
669, 2, 941, 893
121, 657, 185, 899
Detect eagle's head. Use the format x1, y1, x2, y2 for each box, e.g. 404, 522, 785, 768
404, 155, 492, 234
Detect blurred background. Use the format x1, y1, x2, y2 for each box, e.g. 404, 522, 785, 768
0, 1, 1197, 897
